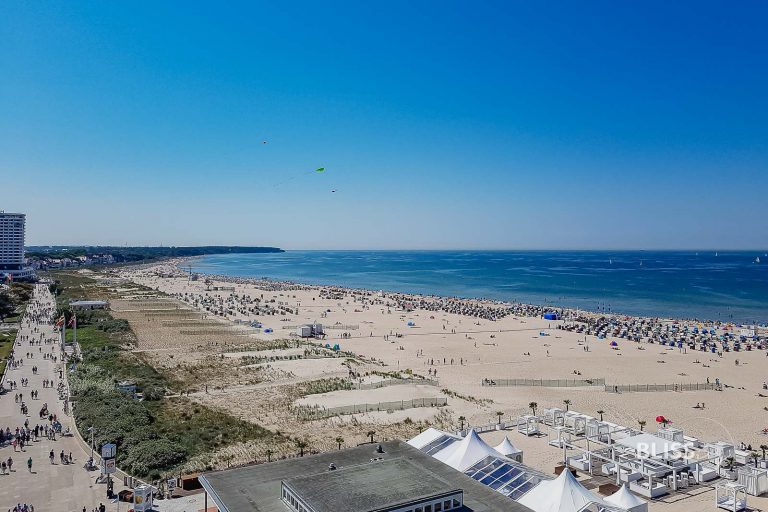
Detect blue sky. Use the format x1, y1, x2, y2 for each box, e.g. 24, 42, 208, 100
3, 1, 767, 249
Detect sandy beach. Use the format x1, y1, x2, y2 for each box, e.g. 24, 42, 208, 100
98, 260, 768, 511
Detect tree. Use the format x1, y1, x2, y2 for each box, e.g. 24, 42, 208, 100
335, 436, 344, 450
563, 399, 571, 411
9, 283, 32, 303
597, 410, 605, 422
367, 430, 376, 443
496, 411, 504, 425
529, 402, 538, 416
458, 416, 466, 430
638, 420, 646, 431
0, 292, 15, 321
296, 440, 308, 457
761, 445, 768, 461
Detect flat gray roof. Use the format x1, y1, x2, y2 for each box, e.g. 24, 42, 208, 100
69, 300, 109, 306
284, 457, 459, 512
200, 440, 532, 512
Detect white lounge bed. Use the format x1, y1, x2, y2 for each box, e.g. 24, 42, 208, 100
567, 455, 591, 471
630, 479, 669, 498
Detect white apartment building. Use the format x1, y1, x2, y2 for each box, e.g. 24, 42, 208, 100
0, 211, 34, 280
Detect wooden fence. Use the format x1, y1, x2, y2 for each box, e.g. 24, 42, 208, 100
605, 382, 718, 393
482, 378, 605, 387
295, 397, 447, 420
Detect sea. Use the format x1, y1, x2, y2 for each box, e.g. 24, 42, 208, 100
187, 251, 768, 324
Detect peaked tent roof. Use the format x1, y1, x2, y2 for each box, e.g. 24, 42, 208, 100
407, 427, 450, 449
434, 430, 503, 471
494, 436, 522, 456
604, 484, 647, 511
518, 468, 613, 512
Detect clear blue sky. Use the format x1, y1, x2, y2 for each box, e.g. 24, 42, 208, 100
3, 1, 767, 249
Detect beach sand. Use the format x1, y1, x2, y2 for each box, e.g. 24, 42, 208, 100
106, 261, 768, 511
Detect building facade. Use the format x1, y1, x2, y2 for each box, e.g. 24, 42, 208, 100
0, 212, 34, 280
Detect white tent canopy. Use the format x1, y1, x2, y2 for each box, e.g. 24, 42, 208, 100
434, 429, 502, 471
518, 469, 615, 512
605, 484, 648, 512
407, 427, 449, 449
495, 436, 523, 459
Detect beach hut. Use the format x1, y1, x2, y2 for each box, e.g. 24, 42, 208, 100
604, 484, 648, 512
737, 466, 768, 496
716, 482, 747, 511
543, 408, 565, 427
586, 419, 611, 443
517, 415, 540, 436
564, 413, 587, 436
494, 436, 523, 463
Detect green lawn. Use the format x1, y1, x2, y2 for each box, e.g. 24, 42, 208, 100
0, 328, 17, 376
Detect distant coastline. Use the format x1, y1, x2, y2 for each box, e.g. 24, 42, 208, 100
26, 245, 283, 269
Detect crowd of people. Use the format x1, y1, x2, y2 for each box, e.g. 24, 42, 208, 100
0, 284, 74, 510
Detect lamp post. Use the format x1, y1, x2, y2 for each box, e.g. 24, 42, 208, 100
87, 426, 95, 465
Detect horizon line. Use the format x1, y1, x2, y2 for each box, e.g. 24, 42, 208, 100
24, 245, 768, 253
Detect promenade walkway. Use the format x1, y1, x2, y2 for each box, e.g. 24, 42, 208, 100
0, 284, 118, 512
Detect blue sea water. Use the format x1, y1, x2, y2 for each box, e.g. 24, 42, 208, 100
188, 251, 768, 323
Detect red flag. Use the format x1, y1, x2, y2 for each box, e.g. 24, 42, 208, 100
67, 315, 76, 328
55, 316, 65, 328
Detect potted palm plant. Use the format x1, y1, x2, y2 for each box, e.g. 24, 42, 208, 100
720, 456, 737, 480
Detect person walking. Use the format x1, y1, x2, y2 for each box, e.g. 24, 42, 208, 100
27, 457, 32, 473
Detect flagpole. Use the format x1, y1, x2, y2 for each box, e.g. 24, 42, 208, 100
73, 313, 77, 345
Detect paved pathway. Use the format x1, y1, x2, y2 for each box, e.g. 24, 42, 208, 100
0, 284, 121, 511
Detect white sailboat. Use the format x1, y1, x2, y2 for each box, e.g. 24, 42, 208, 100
757, 256, 761, 264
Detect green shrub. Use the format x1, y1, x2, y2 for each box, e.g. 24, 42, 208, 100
95, 319, 131, 333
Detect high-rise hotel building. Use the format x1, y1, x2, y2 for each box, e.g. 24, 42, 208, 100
0, 212, 34, 280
